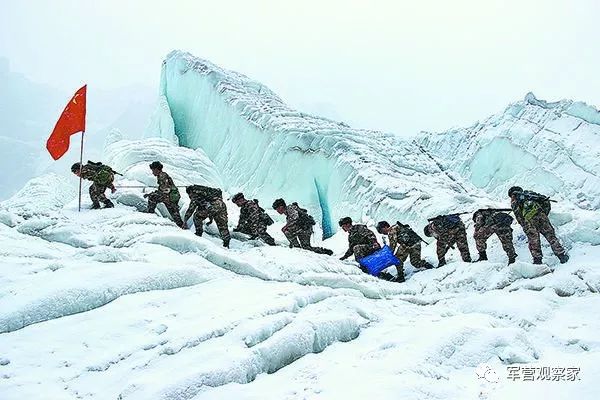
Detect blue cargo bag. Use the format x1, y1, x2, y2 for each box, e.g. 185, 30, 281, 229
358, 245, 401, 276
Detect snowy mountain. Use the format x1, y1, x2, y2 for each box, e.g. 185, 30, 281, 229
1, 52, 599, 399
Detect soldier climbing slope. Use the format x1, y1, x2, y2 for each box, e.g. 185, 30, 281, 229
424, 213, 472, 267
376, 220, 433, 281
184, 185, 231, 248
339, 217, 381, 261
508, 186, 568, 264
144, 161, 184, 228
71, 161, 117, 209
232, 193, 275, 246
272, 198, 333, 255
339, 217, 401, 282
472, 208, 517, 264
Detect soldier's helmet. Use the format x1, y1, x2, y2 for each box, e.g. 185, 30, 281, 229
508, 186, 523, 197
272, 198, 286, 210
149, 161, 163, 170
71, 162, 82, 173
338, 217, 352, 227
376, 221, 390, 234
232, 193, 245, 203
423, 225, 432, 237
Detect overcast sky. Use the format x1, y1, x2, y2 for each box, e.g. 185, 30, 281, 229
1, 0, 599, 135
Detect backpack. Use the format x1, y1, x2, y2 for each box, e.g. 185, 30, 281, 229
293, 202, 316, 228
86, 161, 114, 186
492, 212, 513, 227
169, 186, 181, 204
520, 191, 551, 221
187, 185, 222, 201
254, 199, 274, 226
396, 222, 419, 245
433, 214, 462, 231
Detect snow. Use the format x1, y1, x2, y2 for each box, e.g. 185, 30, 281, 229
1, 54, 599, 399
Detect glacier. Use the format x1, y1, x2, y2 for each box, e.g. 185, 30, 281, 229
156, 51, 493, 238
1, 51, 599, 400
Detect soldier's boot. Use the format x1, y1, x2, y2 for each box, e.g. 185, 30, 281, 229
508, 254, 517, 265
396, 266, 406, 282
533, 257, 543, 265
558, 253, 569, 264
421, 261, 434, 269
438, 258, 447, 268
379, 271, 402, 283
476, 251, 488, 262
104, 200, 114, 208
263, 236, 276, 246
312, 247, 333, 256
223, 238, 230, 248
91, 202, 101, 210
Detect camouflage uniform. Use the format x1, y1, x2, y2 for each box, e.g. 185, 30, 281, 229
342, 224, 381, 261
473, 211, 517, 261
184, 185, 230, 246
283, 203, 331, 255
79, 163, 115, 208
388, 223, 432, 270
235, 199, 275, 245
428, 219, 471, 265
147, 171, 184, 227
511, 197, 566, 262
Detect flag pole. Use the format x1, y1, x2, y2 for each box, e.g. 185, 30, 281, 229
78, 130, 85, 212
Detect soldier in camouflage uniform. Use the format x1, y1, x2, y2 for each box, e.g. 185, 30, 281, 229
145, 161, 184, 228
472, 209, 517, 264
272, 198, 333, 255
232, 193, 275, 246
339, 217, 381, 261
508, 186, 568, 264
184, 185, 231, 248
377, 220, 433, 279
424, 215, 472, 267
71, 161, 116, 209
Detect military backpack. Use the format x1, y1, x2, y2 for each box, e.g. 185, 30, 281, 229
86, 161, 114, 186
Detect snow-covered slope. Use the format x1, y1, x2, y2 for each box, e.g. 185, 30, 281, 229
0, 161, 598, 399
1, 53, 599, 399
155, 51, 493, 238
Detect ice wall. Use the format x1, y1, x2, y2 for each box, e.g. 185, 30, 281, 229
418, 93, 600, 211
155, 51, 489, 237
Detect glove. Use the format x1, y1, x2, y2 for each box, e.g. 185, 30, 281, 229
143, 193, 149, 199
111, 187, 117, 194
232, 228, 240, 232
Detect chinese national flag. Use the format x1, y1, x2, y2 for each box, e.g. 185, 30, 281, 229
46, 85, 87, 160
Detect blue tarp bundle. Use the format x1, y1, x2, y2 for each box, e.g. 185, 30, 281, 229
358, 245, 401, 276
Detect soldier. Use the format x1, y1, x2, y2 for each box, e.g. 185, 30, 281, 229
71, 161, 116, 209
424, 214, 472, 267
508, 186, 568, 264
232, 193, 275, 246
272, 198, 333, 255
339, 217, 381, 261
376, 220, 433, 280
472, 209, 517, 264
184, 185, 231, 248
144, 161, 184, 228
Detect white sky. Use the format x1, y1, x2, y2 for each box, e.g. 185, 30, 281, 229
1, 0, 599, 135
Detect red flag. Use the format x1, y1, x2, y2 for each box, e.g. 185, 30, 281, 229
46, 85, 87, 160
